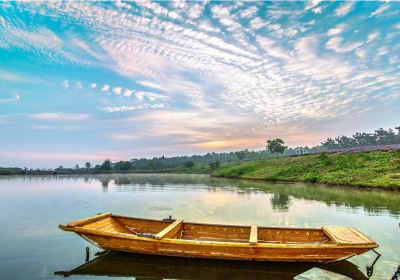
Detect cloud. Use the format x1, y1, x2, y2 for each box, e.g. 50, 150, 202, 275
335, 2, 354, 16
0, 70, 31, 83
257, 36, 290, 60
63, 80, 70, 88
30, 112, 90, 121
367, 32, 379, 43
0, 93, 20, 104
238, 6, 258, 19
113, 87, 122, 95
90, 83, 97, 88
327, 24, 347, 36
312, 7, 322, 14
101, 84, 110, 92
371, 5, 389, 17
137, 81, 168, 92
109, 134, 140, 141
123, 89, 133, 97
0, 1, 398, 153
76, 81, 83, 89
102, 103, 165, 113
0, 150, 122, 163
137, 91, 169, 101
305, 0, 322, 11
102, 106, 134, 113
325, 37, 363, 53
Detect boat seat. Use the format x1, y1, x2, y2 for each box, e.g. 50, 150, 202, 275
249, 224, 257, 245
322, 226, 375, 245
155, 219, 183, 240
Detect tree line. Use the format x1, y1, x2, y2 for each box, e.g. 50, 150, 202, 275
1, 126, 399, 174
93, 126, 399, 172
320, 127, 400, 149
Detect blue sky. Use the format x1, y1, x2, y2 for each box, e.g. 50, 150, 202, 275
0, 1, 399, 168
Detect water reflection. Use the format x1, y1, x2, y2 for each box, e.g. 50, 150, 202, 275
55, 251, 368, 280
7, 174, 400, 216
270, 193, 291, 211
0, 174, 398, 279
99, 177, 111, 192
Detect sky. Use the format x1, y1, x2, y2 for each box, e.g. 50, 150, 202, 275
0, 1, 399, 168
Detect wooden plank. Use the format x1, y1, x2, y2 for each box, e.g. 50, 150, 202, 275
249, 224, 257, 245
322, 226, 375, 245
114, 216, 170, 234
349, 228, 375, 244
67, 213, 112, 227
155, 220, 183, 240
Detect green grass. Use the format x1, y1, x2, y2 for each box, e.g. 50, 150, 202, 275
213, 150, 400, 189
0, 167, 24, 175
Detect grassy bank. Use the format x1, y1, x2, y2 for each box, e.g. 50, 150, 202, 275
0, 168, 24, 175
213, 150, 400, 189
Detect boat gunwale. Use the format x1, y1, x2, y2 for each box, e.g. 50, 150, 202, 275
70, 225, 378, 250
112, 214, 324, 232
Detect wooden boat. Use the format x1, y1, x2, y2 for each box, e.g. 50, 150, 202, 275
59, 213, 378, 262
54, 251, 368, 280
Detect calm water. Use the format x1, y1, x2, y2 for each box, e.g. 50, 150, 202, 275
0, 174, 399, 280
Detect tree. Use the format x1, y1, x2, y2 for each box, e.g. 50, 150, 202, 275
235, 150, 247, 161
209, 161, 220, 169
321, 138, 337, 150
184, 160, 195, 169
75, 164, 80, 170
266, 138, 287, 158
114, 161, 133, 170
100, 159, 112, 170
85, 162, 91, 170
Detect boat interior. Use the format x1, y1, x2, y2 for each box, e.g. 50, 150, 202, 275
66, 213, 337, 245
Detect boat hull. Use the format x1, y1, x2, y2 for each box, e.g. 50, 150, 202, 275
59, 213, 377, 262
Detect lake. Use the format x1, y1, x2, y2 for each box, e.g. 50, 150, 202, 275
0, 174, 399, 279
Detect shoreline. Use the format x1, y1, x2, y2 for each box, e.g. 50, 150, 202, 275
211, 150, 400, 192
1, 171, 400, 192
210, 174, 400, 192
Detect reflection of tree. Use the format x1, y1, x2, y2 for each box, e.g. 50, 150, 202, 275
236, 181, 400, 217
99, 178, 111, 192
21, 173, 398, 217
270, 193, 290, 211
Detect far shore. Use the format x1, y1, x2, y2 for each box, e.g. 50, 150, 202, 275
2, 148, 399, 191
212, 150, 400, 191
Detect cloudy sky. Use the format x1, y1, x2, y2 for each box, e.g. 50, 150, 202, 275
0, 1, 399, 168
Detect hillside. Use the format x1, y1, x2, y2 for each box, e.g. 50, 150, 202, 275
213, 150, 400, 189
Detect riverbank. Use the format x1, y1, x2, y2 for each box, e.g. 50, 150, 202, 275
212, 150, 400, 189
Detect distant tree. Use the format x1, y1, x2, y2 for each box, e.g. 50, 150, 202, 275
184, 160, 195, 168
335, 135, 356, 148
209, 161, 221, 169
100, 159, 112, 170
235, 150, 247, 161
85, 162, 91, 170
321, 138, 337, 150
115, 161, 133, 170
266, 139, 287, 158
75, 164, 80, 170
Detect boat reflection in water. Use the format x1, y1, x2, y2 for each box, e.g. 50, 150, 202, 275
55, 251, 368, 280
